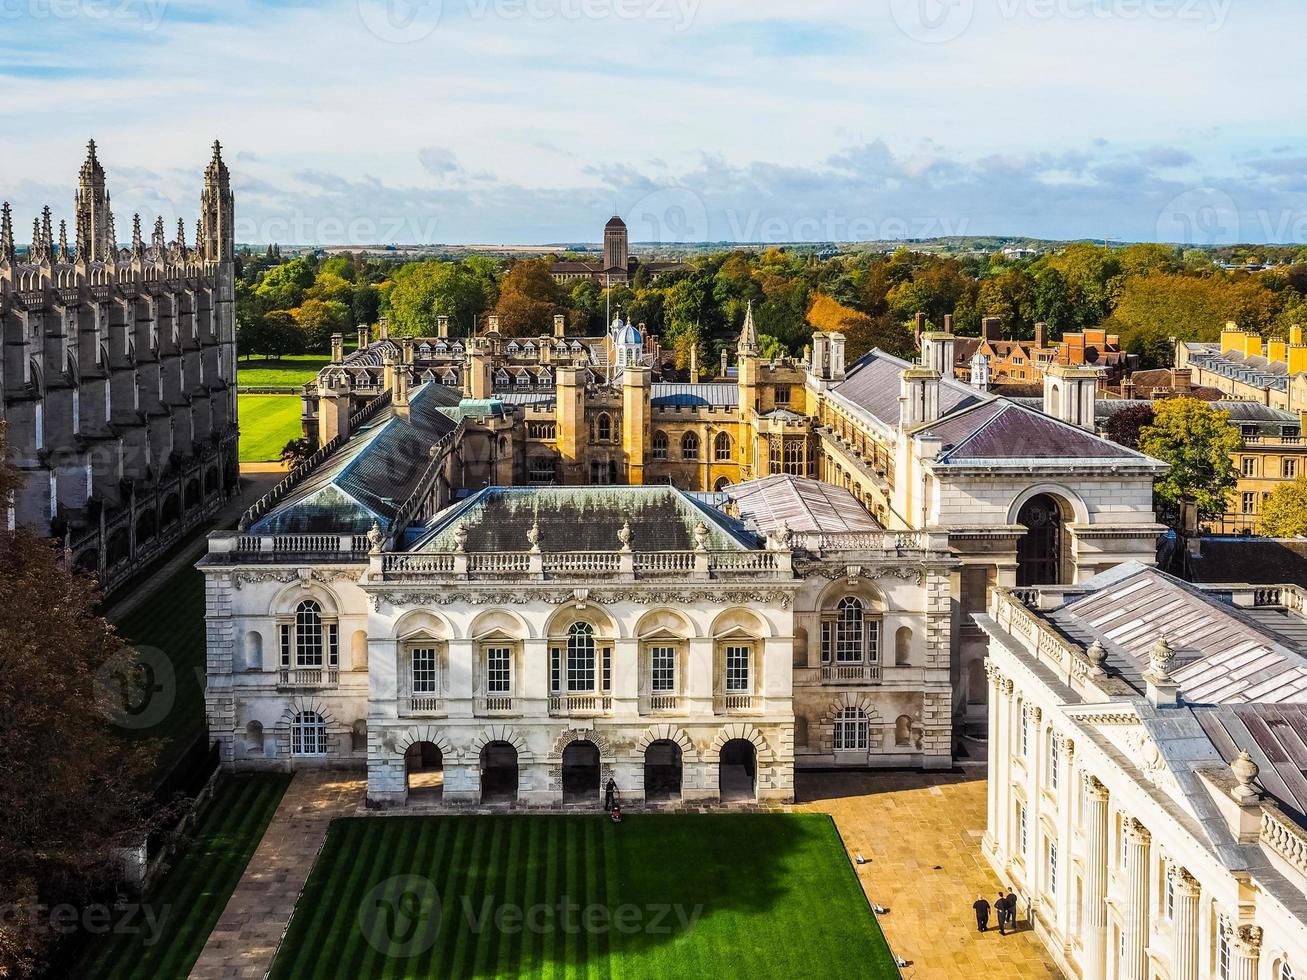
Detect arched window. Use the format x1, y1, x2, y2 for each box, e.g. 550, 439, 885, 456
714, 432, 732, 461
567, 622, 596, 693
820, 596, 881, 668
835, 598, 865, 663
895, 714, 913, 747
279, 599, 339, 673
783, 440, 805, 475
597, 413, 612, 442
833, 706, 868, 751
652, 430, 668, 461
682, 432, 700, 461
1280, 961, 1296, 980
895, 626, 911, 666
714, 477, 731, 492
291, 710, 327, 755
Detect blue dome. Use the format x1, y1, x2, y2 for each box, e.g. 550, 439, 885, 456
616, 323, 642, 346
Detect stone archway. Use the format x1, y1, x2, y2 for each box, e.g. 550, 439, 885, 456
644, 740, 683, 802
480, 741, 518, 804
1016, 493, 1071, 586
561, 740, 600, 803
719, 739, 756, 801
405, 742, 444, 801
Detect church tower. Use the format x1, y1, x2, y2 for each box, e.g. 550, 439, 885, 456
200, 141, 234, 264
737, 300, 761, 420
604, 216, 628, 273
74, 140, 112, 261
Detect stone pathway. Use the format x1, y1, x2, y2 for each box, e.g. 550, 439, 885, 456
795, 768, 1063, 979
187, 772, 364, 980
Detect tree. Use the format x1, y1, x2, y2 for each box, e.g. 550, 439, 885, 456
387, 261, 486, 337
351, 283, 380, 329
493, 258, 559, 336
1137, 398, 1242, 524
280, 437, 315, 469
1102, 403, 1155, 450
253, 258, 315, 309
291, 299, 350, 350
0, 428, 156, 978
1260, 476, 1307, 537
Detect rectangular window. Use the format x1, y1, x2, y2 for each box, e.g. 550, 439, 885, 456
1049, 732, 1060, 791
820, 621, 832, 664
1242, 491, 1257, 514
1218, 917, 1231, 979
1242, 456, 1258, 477
602, 646, 612, 693
725, 645, 750, 692
280, 624, 291, 668
550, 647, 561, 693
1018, 803, 1028, 857
486, 647, 511, 694
1284, 458, 1298, 479
651, 646, 676, 692
411, 648, 438, 694
774, 385, 791, 406
1020, 707, 1030, 757
867, 620, 881, 664
1165, 868, 1175, 920
1047, 840, 1058, 896
568, 645, 595, 693
327, 624, 338, 668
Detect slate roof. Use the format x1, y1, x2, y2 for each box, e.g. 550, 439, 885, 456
833, 350, 984, 426
408, 486, 757, 553
924, 401, 1155, 463
725, 475, 881, 534
1046, 563, 1307, 704
1196, 704, 1307, 827
250, 383, 460, 534
651, 383, 739, 408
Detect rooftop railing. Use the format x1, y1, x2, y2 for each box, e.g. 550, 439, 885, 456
379, 548, 792, 582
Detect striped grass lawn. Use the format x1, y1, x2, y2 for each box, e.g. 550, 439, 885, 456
238, 394, 303, 462
269, 813, 899, 980
74, 774, 290, 980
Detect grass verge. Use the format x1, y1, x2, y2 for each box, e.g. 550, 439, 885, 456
238, 394, 303, 462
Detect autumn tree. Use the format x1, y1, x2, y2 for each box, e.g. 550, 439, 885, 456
493, 258, 560, 336
1259, 476, 1307, 537
0, 428, 156, 978
808, 293, 914, 362
1102, 403, 1155, 451
1138, 398, 1242, 524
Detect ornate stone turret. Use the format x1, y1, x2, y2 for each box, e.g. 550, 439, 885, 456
131, 213, 144, 255
200, 140, 234, 263
75, 140, 113, 261
738, 300, 759, 356
57, 219, 69, 262
0, 201, 13, 264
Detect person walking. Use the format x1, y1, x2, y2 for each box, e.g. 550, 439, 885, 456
972, 895, 990, 933
996, 893, 1009, 935
604, 778, 616, 811
1007, 891, 1020, 931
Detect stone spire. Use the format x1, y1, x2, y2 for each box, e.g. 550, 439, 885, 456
176, 217, 188, 253
151, 216, 165, 250
57, 219, 69, 261
201, 138, 234, 263
0, 202, 14, 264
105, 206, 118, 255
738, 299, 759, 355
76, 138, 111, 261
131, 213, 144, 254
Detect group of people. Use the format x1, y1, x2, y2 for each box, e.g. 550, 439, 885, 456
971, 891, 1020, 935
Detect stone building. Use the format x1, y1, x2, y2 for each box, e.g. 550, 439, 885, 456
549, 216, 688, 286
977, 563, 1307, 980
0, 142, 239, 587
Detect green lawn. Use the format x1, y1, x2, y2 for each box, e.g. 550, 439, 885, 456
239, 394, 303, 462
74, 774, 290, 980
237, 353, 331, 387
269, 814, 899, 980
109, 564, 209, 774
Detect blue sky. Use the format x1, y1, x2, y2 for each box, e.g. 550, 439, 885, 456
2, 0, 1305, 245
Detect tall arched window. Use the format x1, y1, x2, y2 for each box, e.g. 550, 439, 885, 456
833, 706, 869, 751
682, 432, 700, 461
835, 598, 864, 663
291, 710, 327, 755
597, 413, 612, 442
783, 440, 805, 475
279, 599, 339, 672
652, 431, 668, 460
714, 432, 732, 461
567, 623, 596, 692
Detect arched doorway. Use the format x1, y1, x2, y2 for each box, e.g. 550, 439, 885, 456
719, 739, 756, 802
405, 742, 443, 802
480, 741, 518, 804
561, 740, 600, 804
644, 740, 682, 802
1016, 493, 1067, 586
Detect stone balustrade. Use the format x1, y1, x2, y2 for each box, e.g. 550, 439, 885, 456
377, 549, 792, 582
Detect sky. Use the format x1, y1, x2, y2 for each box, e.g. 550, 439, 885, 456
2, 0, 1305, 246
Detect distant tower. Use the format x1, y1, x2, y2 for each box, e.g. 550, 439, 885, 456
200, 141, 234, 263
75, 140, 112, 261
970, 351, 992, 391
604, 216, 628, 273
612, 314, 643, 371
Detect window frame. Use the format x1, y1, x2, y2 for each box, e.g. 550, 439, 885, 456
724, 644, 751, 692
833, 705, 869, 751
291, 710, 328, 756
681, 431, 700, 461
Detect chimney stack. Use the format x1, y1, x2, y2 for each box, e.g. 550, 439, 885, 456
357, 324, 370, 350
394, 364, 410, 417
437, 315, 449, 339
981, 317, 1000, 342
554, 314, 566, 339
378, 318, 389, 341
486, 314, 501, 334
330, 333, 344, 364
943, 314, 954, 334
689, 345, 698, 382
899, 365, 941, 429
720, 348, 729, 378
914, 312, 927, 347
1034, 321, 1049, 350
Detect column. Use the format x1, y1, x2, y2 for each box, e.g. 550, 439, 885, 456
983, 662, 1002, 854
1081, 776, 1109, 979
996, 679, 1016, 859
1121, 818, 1151, 980
1168, 866, 1200, 980
1229, 924, 1262, 980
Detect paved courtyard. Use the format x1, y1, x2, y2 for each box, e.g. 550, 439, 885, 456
796, 768, 1063, 979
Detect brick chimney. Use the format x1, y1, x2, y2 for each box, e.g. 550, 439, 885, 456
914, 312, 927, 347
981, 316, 1001, 342
1034, 321, 1049, 350
1170, 367, 1192, 391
